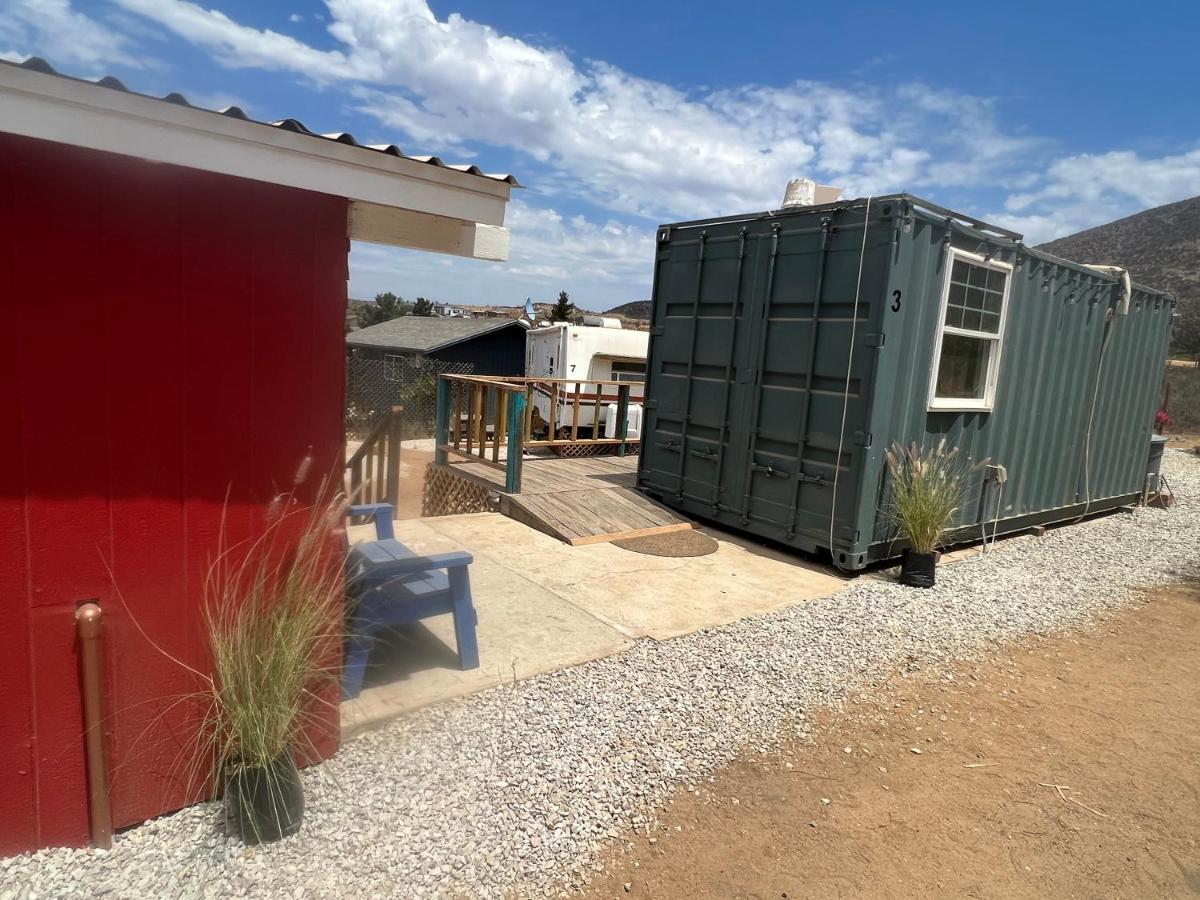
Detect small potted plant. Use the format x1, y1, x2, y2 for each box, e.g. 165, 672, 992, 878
198, 490, 345, 844
884, 441, 980, 588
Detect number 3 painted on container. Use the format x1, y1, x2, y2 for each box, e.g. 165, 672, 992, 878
891, 290, 902, 312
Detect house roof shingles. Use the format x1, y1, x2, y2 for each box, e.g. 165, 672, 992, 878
346, 316, 526, 354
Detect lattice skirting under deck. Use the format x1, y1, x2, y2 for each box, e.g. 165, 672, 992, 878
422, 462, 493, 517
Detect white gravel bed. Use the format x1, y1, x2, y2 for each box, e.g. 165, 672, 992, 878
5, 451, 1198, 900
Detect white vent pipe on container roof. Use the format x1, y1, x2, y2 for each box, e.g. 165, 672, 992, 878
781, 178, 844, 208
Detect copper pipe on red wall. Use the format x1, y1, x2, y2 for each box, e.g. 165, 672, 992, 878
76, 602, 113, 849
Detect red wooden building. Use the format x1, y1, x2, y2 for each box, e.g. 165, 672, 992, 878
0, 58, 517, 854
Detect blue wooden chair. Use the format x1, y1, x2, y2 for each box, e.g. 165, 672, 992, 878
343, 503, 480, 700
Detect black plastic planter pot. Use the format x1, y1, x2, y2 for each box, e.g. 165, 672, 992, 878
225, 754, 304, 844
899, 549, 937, 588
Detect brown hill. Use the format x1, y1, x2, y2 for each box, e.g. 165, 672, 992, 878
605, 300, 651, 320
1037, 194, 1199, 355
1036, 196, 1197, 297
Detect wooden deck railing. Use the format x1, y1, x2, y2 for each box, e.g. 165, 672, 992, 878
346, 405, 403, 505
433, 375, 640, 493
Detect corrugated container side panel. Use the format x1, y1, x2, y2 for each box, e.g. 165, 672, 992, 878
869, 211, 1172, 550
995, 256, 1044, 510
1032, 265, 1103, 511
1013, 256, 1061, 512
858, 213, 957, 551
1090, 289, 1173, 496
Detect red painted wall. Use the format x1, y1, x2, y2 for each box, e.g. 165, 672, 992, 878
0, 131, 348, 853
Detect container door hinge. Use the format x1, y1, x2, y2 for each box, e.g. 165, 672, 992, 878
645, 398, 658, 409
853, 431, 872, 448
864, 333, 885, 348
650, 326, 665, 337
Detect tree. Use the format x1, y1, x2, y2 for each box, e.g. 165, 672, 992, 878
550, 290, 575, 322
412, 297, 434, 317
358, 291, 411, 327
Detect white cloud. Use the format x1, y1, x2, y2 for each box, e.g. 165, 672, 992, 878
503, 201, 652, 285
991, 148, 1200, 243
109, 0, 1047, 221
113, 0, 357, 77
0, 0, 143, 71
1006, 148, 1200, 212
288, 13, 303, 23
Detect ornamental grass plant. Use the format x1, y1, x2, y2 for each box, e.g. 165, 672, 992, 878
884, 440, 984, 554
196, 485, 346, 794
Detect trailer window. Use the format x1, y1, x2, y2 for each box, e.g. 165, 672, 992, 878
928, 251, 1011, 411
610, 360, 646, 383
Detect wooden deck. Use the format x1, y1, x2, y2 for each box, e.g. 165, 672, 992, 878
441, 455, 694, 545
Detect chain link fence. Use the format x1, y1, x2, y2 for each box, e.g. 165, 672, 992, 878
346, 350, 473, 439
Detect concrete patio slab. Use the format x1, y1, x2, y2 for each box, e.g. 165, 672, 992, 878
427, 515, 849, 641
341, 512, 850, 737
342, 518, 634, 737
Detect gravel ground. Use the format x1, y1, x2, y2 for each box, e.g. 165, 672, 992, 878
6, 451, 1198, 900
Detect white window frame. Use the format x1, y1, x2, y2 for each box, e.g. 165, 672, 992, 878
383, 353, 405, 383
609, 358, 647, 384
927, 248, 1013, 412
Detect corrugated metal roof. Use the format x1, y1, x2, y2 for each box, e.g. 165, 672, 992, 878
346, 315, 527, 353
4, 57, 521, 187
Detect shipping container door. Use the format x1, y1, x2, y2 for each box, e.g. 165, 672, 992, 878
639, 221, 769, 512
736, 214, 880, 544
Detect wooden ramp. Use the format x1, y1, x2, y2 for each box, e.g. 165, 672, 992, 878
441, 455, 694, 546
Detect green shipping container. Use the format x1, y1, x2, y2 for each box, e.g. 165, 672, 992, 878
637, 194, 1175, 570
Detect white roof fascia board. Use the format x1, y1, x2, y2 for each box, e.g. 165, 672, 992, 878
0, 64, 511, 229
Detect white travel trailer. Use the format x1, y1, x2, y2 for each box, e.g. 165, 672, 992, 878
525, 322, 649, 439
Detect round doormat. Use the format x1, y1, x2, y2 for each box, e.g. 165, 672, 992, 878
612, 529, 719, 557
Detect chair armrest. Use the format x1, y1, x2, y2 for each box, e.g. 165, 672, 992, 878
351, 550, 474, 580
347, 503, 395, 540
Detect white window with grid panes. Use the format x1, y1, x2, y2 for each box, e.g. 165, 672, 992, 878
927, 249, 1011, 411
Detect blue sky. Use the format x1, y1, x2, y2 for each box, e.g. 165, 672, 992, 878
3, 1, 1198, 311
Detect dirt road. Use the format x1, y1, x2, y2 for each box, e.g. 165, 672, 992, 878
585, 585, 1200, 899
